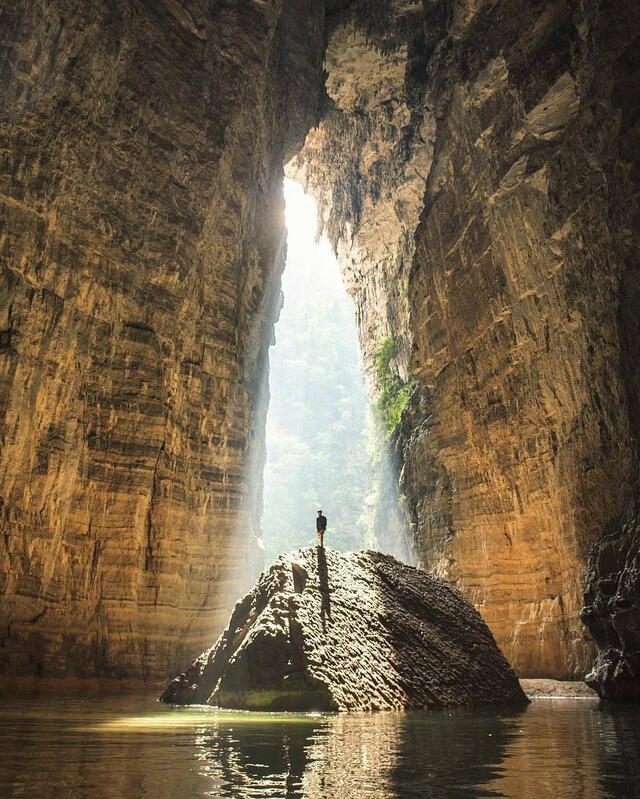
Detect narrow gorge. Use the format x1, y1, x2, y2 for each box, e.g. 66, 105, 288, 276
1, 0, 639, 705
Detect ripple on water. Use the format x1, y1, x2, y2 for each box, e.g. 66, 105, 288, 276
0, 696, 639, 798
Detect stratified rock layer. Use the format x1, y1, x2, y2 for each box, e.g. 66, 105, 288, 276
0, 0, 324, 682
295, 0, 640, 680
160, 547, 527, 710
403, 0, 639, 681
2, 0, 639, 691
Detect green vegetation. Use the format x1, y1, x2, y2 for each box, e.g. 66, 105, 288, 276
262, 275, 375, 563
373, 337, 413, 437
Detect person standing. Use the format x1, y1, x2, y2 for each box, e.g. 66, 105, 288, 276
316, 510, 327, 547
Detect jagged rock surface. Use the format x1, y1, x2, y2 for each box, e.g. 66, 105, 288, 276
294, 0, 640, 679
582, 507, 640, 701
0, 0, 325, 682
160, 547, 527, 710
403, 0, 640, 682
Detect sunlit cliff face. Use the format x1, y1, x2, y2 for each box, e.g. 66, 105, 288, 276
0, 0, 326, 684
0, 0, 638, 693
290, 0, 640, 687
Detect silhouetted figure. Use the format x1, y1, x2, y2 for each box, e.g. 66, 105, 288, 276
316, 510, 327, 547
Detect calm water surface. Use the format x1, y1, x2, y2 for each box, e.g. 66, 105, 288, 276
0, 696, 639, 798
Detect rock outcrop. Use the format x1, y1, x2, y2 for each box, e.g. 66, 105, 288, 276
160, 547, 527, 710
582, 506, 640, 701
294, 0, 640, 680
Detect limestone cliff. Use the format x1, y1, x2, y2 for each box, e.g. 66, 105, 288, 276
0, 0, 324, 682
2, 0, 638, 689
161, 547, 527, 710
294, 0, 640, 678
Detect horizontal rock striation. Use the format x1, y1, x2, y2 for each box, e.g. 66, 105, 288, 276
2, 0, 638, 692
160, 547, 527, 710
0, 0, 325, 682
295, 0, 640, 680
404, 0, 640, 680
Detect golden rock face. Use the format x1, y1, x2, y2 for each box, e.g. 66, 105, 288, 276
295, 1, 640, 679
1, 0, 638, 686
403, 1, 639, 679
0, 0, 324, 681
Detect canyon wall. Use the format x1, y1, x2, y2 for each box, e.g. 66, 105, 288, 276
404, 0, 640, 678
1, 0, 638, 685
0, 0, 324, 682
297, 0, 640, 677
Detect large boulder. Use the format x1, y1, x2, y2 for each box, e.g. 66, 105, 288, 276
160, 548, 528, 711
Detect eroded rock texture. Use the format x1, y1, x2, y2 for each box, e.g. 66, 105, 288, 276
288, 0, 433, 562
161, 547, 527, 710
2, 0, 638, 689
404, 0, 640, 681
582, 506, 640, 701
295, 0, 640, 678
0, 0, 325, 682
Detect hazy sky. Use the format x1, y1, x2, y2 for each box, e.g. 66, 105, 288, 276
282, 179, 346, 300
261, 180, 370, 558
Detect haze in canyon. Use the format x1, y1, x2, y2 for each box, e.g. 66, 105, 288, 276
0, 0, 639, 795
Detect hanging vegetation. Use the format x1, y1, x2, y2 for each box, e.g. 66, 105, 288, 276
374, 337, 414, 437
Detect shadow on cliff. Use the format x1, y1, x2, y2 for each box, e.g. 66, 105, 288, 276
317, 545, 332, 632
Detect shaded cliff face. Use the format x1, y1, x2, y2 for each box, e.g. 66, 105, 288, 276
0, 0, 324, 681
296, 0, 640, 677
289, 2, 433, 387
582, 506, 640, 701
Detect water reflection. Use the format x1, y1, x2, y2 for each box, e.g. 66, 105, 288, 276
597, 705, 640, 798
393, 709, 520, 798
486, 701, 604, 798
301, 710, 519, 798
194, 719, 322, 797
303, 713, 407, 798
0, 697, 639, 798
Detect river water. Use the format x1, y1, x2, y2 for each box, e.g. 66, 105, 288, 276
0, 696, 639, 798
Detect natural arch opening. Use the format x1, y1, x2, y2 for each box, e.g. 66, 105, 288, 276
261, 179, 375, 562
0, 0, 635, 700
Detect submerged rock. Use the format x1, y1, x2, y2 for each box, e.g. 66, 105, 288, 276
160, 548, 527, 711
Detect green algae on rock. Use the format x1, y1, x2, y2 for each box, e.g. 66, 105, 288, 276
160, 547, 527, 711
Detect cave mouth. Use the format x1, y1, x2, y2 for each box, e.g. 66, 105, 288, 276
260, 179, 377, 563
